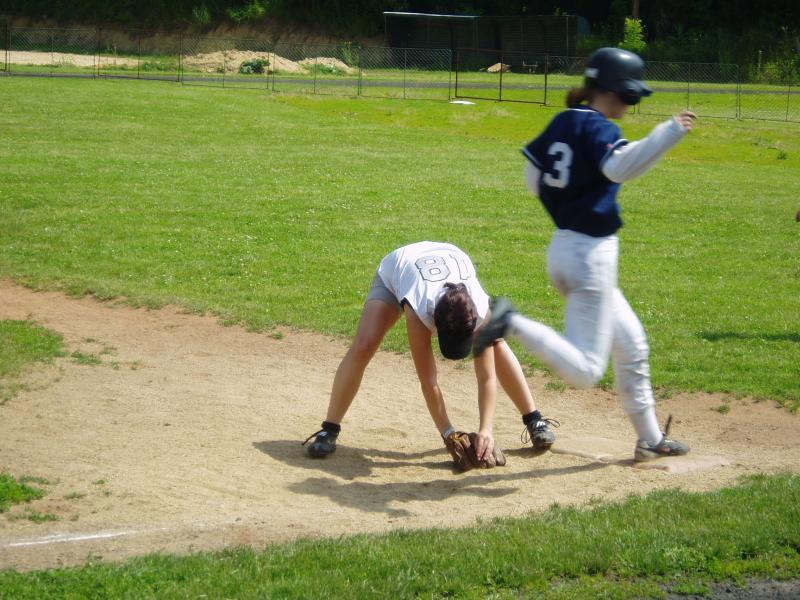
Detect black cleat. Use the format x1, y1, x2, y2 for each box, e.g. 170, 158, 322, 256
303, 429, 338, 458
634, 435, 689, 462
522, 417, 559, 450
473, 297, 517, 357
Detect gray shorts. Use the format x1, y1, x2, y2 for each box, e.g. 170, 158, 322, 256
366, 273, 403, 313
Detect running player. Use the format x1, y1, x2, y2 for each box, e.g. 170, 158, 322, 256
473, 48, 695, 462
303, 241, 557, 462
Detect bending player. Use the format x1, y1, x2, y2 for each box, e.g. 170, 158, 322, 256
303, 241, 557, 464
474, 48, 695, 462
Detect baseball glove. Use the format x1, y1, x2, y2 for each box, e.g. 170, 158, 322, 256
444, 431, 507, 471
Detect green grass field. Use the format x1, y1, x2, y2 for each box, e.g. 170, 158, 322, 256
0, 474, 798, 598
1, 76, 799, 596
1, 76, 798, 406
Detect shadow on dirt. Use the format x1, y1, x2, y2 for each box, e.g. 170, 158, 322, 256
254, 440, 611, 516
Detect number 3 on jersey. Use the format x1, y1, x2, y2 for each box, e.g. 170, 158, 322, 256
542, 141, 573, 189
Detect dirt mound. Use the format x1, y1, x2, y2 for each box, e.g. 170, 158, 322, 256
299, 56, 357, 75
182, 50, 304, 74
486, 62, 510, 73
7, 51, 139, 68
0, 281, 797, 571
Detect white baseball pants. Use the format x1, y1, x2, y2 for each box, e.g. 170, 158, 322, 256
507, 229, 662, 443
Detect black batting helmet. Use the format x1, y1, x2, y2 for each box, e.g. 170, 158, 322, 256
585, 47, 652, 105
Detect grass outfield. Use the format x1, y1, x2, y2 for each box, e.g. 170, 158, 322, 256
1, 77, 798, 406
1, 76, 799, 596
1, 475, 798, 598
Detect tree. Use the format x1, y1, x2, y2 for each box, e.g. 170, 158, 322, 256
620, 17, 646, 53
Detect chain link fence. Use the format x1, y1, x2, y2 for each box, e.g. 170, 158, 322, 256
180, 35, 273, 89
454, 48, 547, 103
638, 61, 739, 120
270, 42, 360, 96
357, 47, 451, 100
97, 29, 180, 81
7, 27, 97, 77
1, 25, 799, 121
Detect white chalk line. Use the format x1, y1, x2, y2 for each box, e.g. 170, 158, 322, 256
2, 527, 166, 548
1, 520, 241, 550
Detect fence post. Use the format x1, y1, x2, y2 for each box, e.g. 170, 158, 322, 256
543, 54, 549, 106
178, 33, 183, 83
454, 49, 459, 99
95, 28, 100, 78
4, 22, 8, 74
447, 49, 452, 101
687, 62, 691, 110
137, 35, 141, 80
787, 83, 792, 122
357, 45, 362, 96
498, 51, 504, 102
736, 65, 741, 120
403, 48, 407, 99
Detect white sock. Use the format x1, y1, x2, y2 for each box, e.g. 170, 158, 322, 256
629, 408, 662, 444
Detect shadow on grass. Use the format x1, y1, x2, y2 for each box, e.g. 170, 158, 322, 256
699, 331, 800, 343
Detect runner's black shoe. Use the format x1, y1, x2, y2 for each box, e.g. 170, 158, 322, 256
634, 435, 689, 462
473, 297, 517, 357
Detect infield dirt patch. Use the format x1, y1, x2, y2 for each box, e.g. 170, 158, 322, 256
0, 281, 798, 571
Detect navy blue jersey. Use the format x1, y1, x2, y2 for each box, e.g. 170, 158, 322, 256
522, 106, 628, 237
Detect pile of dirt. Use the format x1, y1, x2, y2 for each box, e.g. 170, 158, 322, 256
181, 51, 355, 75
7, 51, 140, 68
298, 56, 357, 75
182, 50, 305, 74
486, 62, 510, 73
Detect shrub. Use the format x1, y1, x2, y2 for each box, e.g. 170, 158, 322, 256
239, 58, 269, 74
192, 4, 211, 27
316, 63, 340, 75
227, 1, 268, 24
620, 17, 646, 54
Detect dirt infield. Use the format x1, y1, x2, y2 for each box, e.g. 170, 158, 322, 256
0, 281, 798, 571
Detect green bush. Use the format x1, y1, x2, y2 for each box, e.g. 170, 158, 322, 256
191, 4, 212, 27
239, 58, 269, 74
316, 63, 340, 75
751, 58, 800, 85
227, 0, 268, 24
620, 17, 647, 54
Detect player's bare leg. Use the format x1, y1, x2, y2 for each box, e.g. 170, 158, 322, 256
326, 300, 401, 423
492, 339, 557, 449
305, 300, 400, 458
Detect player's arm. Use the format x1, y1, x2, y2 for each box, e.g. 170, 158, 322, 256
525, 161, 541, 196
602, 111, 696, 183
404, 305, 452, 435
472, 342, 498, 461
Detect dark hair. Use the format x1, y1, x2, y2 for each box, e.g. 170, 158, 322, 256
565, 81, 598, 108
434, 283, 477, 337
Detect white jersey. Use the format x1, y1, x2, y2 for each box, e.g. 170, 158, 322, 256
377, 241, 490, 331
